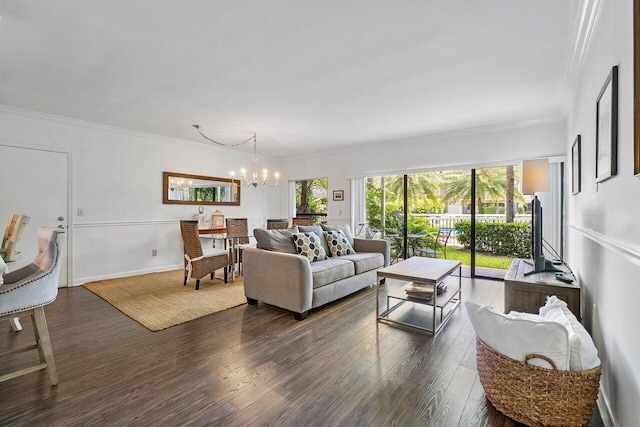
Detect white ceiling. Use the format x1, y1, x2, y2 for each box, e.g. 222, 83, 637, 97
0, 1, 580, 159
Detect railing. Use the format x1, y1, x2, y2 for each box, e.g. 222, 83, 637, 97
357, 214, 531, 246
412, 214, 530, 245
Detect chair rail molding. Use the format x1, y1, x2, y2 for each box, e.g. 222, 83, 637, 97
568, 222, 640, 268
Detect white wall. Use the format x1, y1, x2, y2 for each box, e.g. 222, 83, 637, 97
0, 106, 287, 285
566, 0, 640, 425
283, 117, 567, 222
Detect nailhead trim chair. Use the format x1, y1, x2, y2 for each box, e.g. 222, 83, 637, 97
0, 227, 64, 386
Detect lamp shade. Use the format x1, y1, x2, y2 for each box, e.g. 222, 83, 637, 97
522, 159, 549, 194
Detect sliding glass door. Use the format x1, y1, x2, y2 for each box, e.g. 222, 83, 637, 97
364, 164, 531, 279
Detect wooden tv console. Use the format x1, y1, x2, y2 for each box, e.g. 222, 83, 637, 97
504, 258, 581, 320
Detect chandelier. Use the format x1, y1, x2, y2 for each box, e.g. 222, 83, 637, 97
193, 125, 279, 188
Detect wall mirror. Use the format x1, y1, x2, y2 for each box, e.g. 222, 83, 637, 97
163, 172, 240, 206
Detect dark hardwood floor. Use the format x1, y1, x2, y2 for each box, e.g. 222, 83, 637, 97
1, 276, 602, 426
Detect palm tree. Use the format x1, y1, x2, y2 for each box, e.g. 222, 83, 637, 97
296, 178, 328, 213
384, 173, 439, 208
506, 165, 515, 222
444, 167, 524, 216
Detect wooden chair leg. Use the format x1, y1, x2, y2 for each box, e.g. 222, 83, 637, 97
32, 307, 58, 386
224, 267, 228, 283
210, 272, 214, 280
195, 279, 200, 290
184, 275, 187, 286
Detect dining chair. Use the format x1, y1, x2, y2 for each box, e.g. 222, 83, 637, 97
179, 220, 228, 290
292, 217, 311, 226
266, 219, 290, 229
0, 227, 64, 386
225, 218, 252, 276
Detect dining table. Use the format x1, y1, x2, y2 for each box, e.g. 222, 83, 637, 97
198, 228, 251, 282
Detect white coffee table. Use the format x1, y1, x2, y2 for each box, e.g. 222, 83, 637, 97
376, 256, 462, 334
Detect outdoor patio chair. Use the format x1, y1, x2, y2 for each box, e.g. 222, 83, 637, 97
418, 227, 453, 259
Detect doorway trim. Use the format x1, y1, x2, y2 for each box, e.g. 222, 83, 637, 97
0, 140, 73, 287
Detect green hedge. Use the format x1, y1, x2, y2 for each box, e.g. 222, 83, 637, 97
454, 221, 531, 258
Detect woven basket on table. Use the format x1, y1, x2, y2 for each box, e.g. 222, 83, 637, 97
475, 337, 601, 427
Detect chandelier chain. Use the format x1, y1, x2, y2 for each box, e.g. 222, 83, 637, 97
192, 124, 254, 147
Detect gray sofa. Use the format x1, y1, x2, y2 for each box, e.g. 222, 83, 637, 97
243, 224, 390, 320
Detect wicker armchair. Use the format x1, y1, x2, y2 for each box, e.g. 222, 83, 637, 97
1, 227, 64, 385
225, 218, 252, 275
291, 217, 310, 226
266, 219, 289, 229
179, 220, 228, 290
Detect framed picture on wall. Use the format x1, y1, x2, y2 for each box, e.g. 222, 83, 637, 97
333, 190, 344, 201
595, 65, 618, 183
572, 135, 581, 194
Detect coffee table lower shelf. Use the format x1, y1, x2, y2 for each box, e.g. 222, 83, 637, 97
378, 279, 461, 334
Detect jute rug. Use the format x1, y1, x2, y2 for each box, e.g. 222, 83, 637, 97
83, 269, 246, 331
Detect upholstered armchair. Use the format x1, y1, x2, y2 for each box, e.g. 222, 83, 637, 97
180, 220, 229, 290
0, 227, 65, 386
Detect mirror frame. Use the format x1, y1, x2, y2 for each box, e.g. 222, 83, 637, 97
162, 171, 241, 206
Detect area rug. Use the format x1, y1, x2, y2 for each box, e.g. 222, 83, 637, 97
83, 269, 246, 331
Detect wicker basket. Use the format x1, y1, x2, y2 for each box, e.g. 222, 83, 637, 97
475, 337, 601, 427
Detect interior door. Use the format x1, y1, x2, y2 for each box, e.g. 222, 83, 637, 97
0, 144, 69, 286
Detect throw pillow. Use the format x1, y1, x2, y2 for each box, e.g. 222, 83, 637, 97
539, 296, 600, 371
254, 226, 299, 254
323, 230, 356, 257
321, 224, 355, 247
465, 301, 570, 370
292, 232, 327, 262
298, 225, 330, 255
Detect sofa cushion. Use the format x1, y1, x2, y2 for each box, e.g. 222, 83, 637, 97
339, 252, 384, 274
298, 225, 330, 255
466, 301, 570, 370
254, 226, 299, 254
292, 232, 327, 262
539, 296, 600, 371
323, 230, 356, 257
309, 258, 354, 288
321, 224, 354, 247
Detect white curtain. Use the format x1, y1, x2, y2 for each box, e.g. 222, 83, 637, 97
350, 178, 366, 235
538, 161, 563, 258
288, 181, 297, 219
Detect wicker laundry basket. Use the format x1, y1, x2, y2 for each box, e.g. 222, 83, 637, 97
475, 337, 601, 427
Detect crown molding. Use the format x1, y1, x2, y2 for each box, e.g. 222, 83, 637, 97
562, 0, 606, 100
282, 115, 566, 163
0, 104, 278, 161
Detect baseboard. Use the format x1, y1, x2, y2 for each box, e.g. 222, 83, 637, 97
71, 264, 183, 286
597, 387, 617, 427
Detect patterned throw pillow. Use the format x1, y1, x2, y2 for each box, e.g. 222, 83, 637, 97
323, 230, 356, 257
292, 232, 327, 262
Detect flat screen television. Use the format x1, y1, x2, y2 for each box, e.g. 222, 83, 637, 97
524, 195, 562, 276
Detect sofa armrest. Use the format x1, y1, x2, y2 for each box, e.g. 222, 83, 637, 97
242, 247, 314, 314
353, 238, 390, 267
